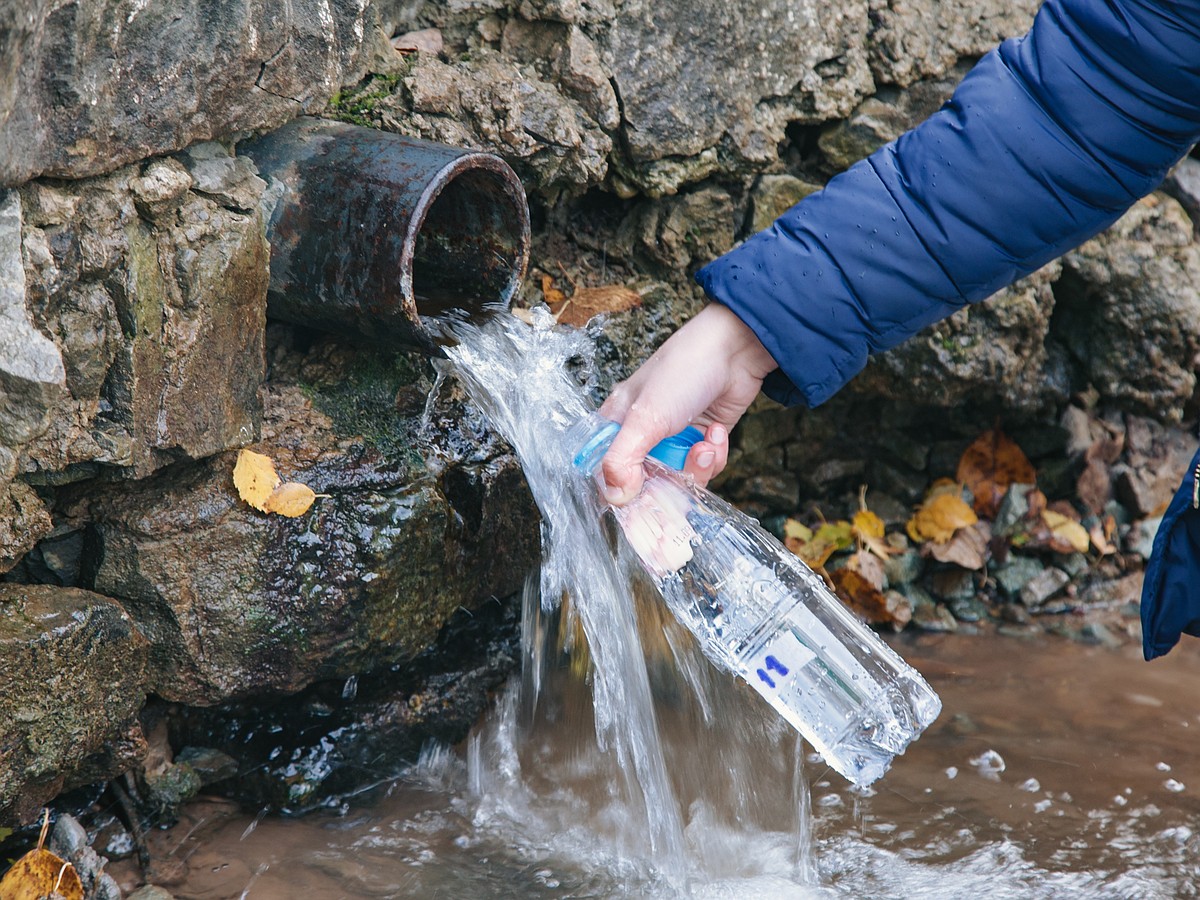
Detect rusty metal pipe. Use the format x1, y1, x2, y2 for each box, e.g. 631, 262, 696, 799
240, 118, 530, 351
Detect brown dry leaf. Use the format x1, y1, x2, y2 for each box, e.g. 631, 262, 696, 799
927, 521, 990, 569
957, 428, 1038, 519
233, 449, 280, 512
1042, 509, 1090, 554
830, 568, 900, 626
0, 848, 84, 900
906, 491, 978, 544
846, 550, 886, 590
553, 285, 643, 328
511, 307, 536, 325
541, 274, 567, 308
1025, 488, 1047, 520
263, 482, 318, 518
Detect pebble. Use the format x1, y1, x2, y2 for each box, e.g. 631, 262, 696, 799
1019, 567, 1070, 607
1126, 516, 1163, 561
127, 887, 177, 900
912, 602, 959, 632
883, 549, 923, 586
994, 556, 1045, 598
949, 594, 989, 623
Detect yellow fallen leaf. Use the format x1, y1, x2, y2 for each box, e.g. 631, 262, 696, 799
852, 508, 885, 541
907, 491, 978, 544
1042, 509, 1090, 554
541, 274, 567, 308
264, 482, 318, 518
783, 518, 812, 542
234, 449, 280, 512
0, 848, 83, 900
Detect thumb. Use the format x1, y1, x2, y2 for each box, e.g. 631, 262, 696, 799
600, 410, 664, 506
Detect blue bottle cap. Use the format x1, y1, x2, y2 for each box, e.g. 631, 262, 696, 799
647, 425, 706, 471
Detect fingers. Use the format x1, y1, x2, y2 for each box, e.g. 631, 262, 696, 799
682, 423, 730, 487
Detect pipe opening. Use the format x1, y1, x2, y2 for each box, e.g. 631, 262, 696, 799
412, 165, 528, 320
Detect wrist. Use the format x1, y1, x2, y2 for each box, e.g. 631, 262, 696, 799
702, 302, 777, 377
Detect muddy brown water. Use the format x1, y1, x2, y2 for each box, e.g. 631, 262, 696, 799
119, 630, 1199, 899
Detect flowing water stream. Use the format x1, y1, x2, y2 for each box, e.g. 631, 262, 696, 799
160, 311, 1199, 898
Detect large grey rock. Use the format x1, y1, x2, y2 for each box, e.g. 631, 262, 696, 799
868, 0, 1039, 87
0, 0, 392, 187
0, 190, 65, 480
380, 51, 612, 198
0, 584, 149, 826
77, 335, 539, 706
17, 149, 268, 480
1055, 195, 1200, 422
600, 0, 873, 196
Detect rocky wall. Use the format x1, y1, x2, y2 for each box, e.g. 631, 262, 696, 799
1, 0, 1198, 833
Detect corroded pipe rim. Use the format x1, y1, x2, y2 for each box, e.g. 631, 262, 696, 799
401, 151, 532, 324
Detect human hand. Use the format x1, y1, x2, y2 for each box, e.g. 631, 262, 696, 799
598, 302, 777, 505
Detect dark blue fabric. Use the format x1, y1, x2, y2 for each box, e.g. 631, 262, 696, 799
1141, 449, 1200, 660
696, 0, 1200, 408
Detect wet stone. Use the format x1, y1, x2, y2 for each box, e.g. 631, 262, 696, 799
883, 549, 924, 587
1126, 516, 1163, 561
994, 483, 1035, 535
0, 584, 149, 825
994, 555, 1045, 599
930, 568, 976, 602
867, 459, 927, 503
950, 595, 989, 623
911, 601, 959, 632
176, 747, 238, 786
1059, 551, 1090, 579
1019, 567, 1070, 608
868, 492, 911, 527
999, 602, 1031, 624
880, 430, 930, 473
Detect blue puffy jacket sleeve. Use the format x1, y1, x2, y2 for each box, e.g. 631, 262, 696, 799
696, 0, 1200, 408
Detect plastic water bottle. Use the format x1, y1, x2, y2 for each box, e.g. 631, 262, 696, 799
570, 413, 942, 787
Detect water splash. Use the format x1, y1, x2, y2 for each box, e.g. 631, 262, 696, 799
433, 309, 815, 888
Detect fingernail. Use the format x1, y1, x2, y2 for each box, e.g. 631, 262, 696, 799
710, 424, 727, 445
603, 483, 625, 505
696, 450, 715, 468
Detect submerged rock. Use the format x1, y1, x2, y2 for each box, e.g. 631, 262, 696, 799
0, 584, 149, 825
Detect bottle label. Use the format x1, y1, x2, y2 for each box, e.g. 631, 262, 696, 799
750, 629, 815, 692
